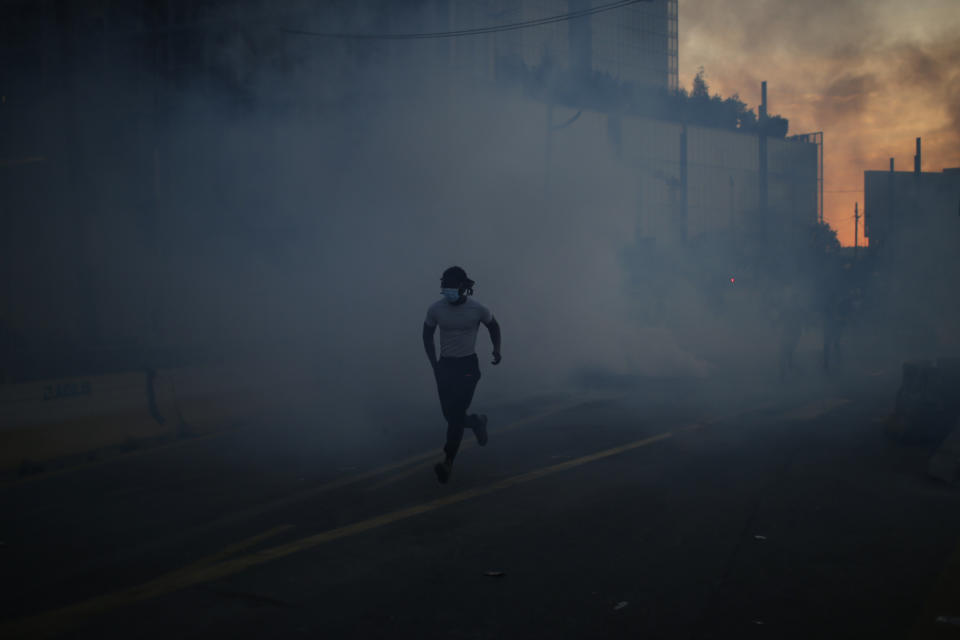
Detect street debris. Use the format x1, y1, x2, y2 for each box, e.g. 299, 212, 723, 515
754, 535, 767, 541
613, 601, 628, 611
936, 616, 960, 626
484, 570, 505, 577
752, 620, 765, 625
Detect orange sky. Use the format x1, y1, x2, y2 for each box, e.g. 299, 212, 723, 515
678, 0, 960, 246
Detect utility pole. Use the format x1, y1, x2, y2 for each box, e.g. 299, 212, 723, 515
544, 101, 554, 195
758, 81, 768, 243
854, 202, 860, 260
680, 122, 688, 244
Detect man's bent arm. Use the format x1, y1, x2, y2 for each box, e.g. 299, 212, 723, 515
484, 318, 501, 363
423, 323, 438, 367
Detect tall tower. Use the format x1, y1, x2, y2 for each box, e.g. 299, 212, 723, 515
587, 0, 678, 91
483, 0, 678, 93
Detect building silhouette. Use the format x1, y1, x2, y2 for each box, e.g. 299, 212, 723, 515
864, 141, 960, 353
0, 0, 819, 382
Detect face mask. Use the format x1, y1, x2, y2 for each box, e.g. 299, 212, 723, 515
441, 288, 461, 302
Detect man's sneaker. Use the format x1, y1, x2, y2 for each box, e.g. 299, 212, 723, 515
434, 461, 451, 484
474, 414, 489, 446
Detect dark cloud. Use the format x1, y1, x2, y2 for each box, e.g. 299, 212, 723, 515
816, 72, 877, 122
680, 0, 960, 144
680, 0, 960, 244
898, 43, 945, 86
895, 39, 960, 140
949, 85, 960, 145
680, 0, 879, 58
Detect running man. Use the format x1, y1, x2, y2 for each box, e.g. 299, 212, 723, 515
423, 266, 501, 484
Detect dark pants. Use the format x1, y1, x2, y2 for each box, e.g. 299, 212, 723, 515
436, 354, 481, 460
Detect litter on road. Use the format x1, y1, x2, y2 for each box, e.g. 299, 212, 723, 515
754, 535, 767, 540
483, 571, 505, 577
613, 601, 628, 611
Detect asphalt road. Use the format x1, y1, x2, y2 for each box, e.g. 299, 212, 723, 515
3, 371, 960, 639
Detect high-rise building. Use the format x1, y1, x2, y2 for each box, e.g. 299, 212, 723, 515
584, 0, 678, 91
447, 0, 678, 92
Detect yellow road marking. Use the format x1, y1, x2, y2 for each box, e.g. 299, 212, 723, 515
1, 400, 580, 495
6, 395, 852, 637
365, 395, 745, 493
366, 403, 582, 491
184, 400, 587, 525
2, 524, 294, 639
190, 524, 295, 569
4, 429, 674, 638
5, 399, 588, 583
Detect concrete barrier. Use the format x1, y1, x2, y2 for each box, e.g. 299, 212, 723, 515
0, 360, 321, 476
0, 371, 177, 472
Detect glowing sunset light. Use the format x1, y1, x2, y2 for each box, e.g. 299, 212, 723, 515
679, 0, 960, 246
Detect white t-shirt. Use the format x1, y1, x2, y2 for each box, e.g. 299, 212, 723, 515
424, 297, 494, 358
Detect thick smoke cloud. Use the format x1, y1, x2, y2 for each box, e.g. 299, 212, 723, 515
679, 0, 960, 245
816, 73, 877, 123
92, 11, 726, 442
3, 2, 916, 454
895, 38, 960, 140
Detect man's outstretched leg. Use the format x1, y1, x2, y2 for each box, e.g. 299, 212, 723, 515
434, 416, 464, 484
434, 356, 481, 484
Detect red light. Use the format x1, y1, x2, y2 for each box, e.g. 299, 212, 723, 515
730, 276, 736, 284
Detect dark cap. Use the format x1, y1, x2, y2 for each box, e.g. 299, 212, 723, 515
441, 266, 475, 289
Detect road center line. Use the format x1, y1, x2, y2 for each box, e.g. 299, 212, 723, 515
365, 401, 595, 491
4, 428, 674, 638
91, 400, 587, 567
171, 400, 589, 531
191, 524, 295, 569
9, 396, 851, 637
